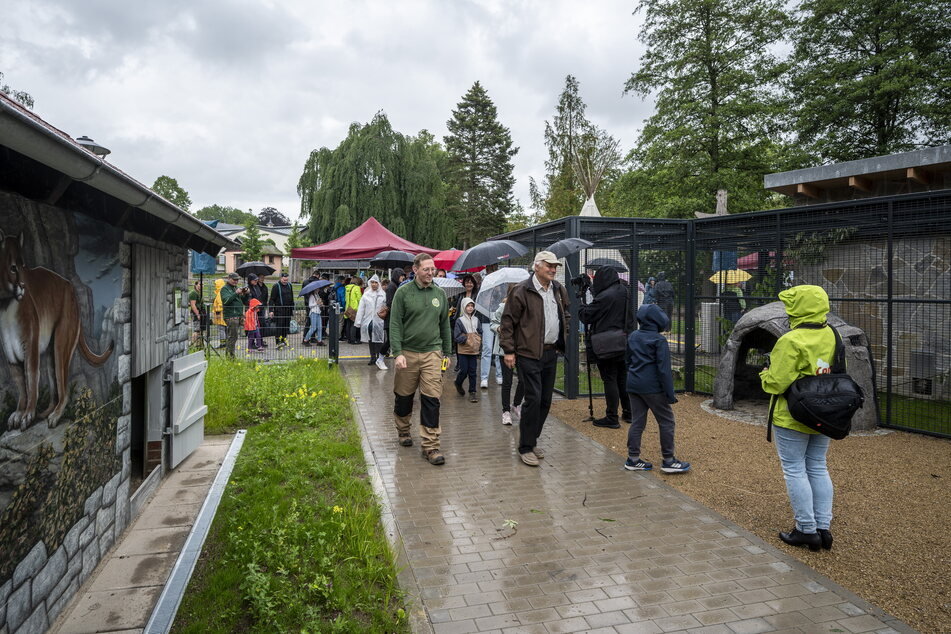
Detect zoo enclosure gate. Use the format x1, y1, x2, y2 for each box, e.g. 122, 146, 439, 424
498, 190, 951, 438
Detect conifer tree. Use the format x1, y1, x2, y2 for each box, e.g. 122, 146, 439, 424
241, 222, 264, 262
623, 0, 789, 218
444, 81, 518, 247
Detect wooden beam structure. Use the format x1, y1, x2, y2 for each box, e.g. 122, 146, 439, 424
907, 167, 930, 185
796, 182, 822, 199
848, 175, 873, 192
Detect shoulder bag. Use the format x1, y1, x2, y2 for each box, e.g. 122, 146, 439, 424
590, 329, 627, 359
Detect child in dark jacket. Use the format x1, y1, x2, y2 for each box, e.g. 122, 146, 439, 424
623, 304, 690, 473
453, 297, 482, 402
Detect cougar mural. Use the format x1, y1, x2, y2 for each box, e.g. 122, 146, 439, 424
0, 229, 114, 430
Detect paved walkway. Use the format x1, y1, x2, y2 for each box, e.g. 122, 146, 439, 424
51, 436, 232, 634
345, 362, 911, 634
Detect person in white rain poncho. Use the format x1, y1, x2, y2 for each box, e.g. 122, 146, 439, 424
355, 274, 388, 369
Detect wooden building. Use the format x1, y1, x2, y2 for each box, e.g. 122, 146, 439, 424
0, 93, 235, 633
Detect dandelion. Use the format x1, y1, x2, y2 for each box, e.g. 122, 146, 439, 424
318, 390, 324, 395
310, 392, 316, 398
332, 505, 343, 514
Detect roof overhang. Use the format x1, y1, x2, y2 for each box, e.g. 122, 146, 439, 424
0, 96, 237, 256
764, 146, 951, 198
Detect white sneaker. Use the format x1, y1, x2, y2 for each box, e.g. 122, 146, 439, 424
512, 404, 521, 420
501, 411, 512, 426
376, 357, 388, 370
480, 379, 488, 389
496, 376, 503, 385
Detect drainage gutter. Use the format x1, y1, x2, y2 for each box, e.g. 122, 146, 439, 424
144, 430, 247, 634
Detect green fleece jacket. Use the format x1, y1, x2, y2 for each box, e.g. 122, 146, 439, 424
389, 278, 452, 357
760, 285, 837, 434
219, 283, 246, 320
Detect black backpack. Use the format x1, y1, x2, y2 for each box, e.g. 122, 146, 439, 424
767, 324, 864, 441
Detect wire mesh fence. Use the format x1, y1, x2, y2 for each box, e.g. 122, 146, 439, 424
498, 190, 951, 438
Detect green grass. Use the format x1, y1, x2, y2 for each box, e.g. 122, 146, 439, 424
879, 392, 951, 436
173, 358, 408, 633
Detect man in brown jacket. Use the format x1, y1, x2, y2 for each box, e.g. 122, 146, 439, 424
500, 251, 571, 466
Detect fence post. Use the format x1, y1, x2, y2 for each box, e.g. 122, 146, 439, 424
328, 305, 340, 365
564, 216, 580, 399
684, 220, 696, 393
885, 201, 893, 426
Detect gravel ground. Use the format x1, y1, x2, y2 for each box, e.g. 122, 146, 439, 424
549, 394, 950, 634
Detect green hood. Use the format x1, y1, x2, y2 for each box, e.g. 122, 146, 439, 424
779, 285, 829, 328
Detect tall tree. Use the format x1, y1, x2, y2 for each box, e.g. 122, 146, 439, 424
286, 221, 307, 250
444, 81, 518, 247
624, 0, 789, 218
0, 71, 33, 109
258, 207, 291, 226
297, 113, 454, 248
151, 175, 192, 212
530, 75, 591, 221
195, 204, 258, 226
240, 222, 264, 262
789, 0, 951, 162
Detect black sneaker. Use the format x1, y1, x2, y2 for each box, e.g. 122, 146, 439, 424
661, 458, 691, 473
593, 418, 620, 429
779, 528, 821, 551
624, 458, 652, 471
455, 382, 465, 396
817, 529, 833, 550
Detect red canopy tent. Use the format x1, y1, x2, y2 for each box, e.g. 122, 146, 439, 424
291, 217, 435, 260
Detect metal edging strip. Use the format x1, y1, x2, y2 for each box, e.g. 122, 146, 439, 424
144, 429, 247, 634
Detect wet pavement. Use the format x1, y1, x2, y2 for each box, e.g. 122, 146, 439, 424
344, 361, 911, 634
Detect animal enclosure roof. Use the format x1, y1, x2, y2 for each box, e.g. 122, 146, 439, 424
291, 217, 435, 260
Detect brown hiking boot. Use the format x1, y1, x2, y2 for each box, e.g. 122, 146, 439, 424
398, 434, 413, 447
421, 448, 445, 465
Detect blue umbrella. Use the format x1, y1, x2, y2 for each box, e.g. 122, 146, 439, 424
299, 279, 332, 296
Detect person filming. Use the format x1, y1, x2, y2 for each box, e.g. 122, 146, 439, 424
579, 266, 633, 428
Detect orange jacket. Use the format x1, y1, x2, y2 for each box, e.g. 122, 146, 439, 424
244, 298, 262, 331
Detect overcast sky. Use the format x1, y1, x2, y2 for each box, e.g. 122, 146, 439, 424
2, 0, 652, 223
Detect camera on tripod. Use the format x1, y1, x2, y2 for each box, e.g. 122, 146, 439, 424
570, 273, 592, 302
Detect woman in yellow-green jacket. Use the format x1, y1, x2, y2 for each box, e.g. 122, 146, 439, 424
344, 277, 363, 344
760, 285, 837, 552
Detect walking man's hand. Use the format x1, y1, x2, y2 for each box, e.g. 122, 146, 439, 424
395, 355, 407, 369
504, 353, 515, 369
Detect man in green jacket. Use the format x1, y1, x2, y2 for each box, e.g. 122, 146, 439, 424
390, 253, 452, 465
219, 272, 248, 358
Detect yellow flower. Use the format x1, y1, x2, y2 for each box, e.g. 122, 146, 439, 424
332, 506, 343, 514
310, 392, 316, 398
318, 390, 324, 395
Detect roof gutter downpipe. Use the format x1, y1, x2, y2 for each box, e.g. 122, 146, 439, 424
0, 100, 236, 254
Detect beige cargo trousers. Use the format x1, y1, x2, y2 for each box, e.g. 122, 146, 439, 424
393, 350, 444, 451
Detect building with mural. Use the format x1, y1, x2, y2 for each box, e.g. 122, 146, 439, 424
0, 93, 234, 633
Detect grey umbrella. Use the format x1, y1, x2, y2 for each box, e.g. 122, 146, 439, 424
585, 257, 628, 272
451, 240, 529, 271
546, 238, 593, 260
236, 261, 276, 278
369, 250, 415, 269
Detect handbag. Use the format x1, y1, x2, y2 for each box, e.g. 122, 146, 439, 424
590, 329, 627, 359
344, 306, 356, 320
767, 325, 864, 441
377, 304, 389, 320
288, 319, 300, 335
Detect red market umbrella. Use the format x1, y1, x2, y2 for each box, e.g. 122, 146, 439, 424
433, 249, 464, 271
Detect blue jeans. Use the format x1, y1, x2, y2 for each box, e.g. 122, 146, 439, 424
305, 313, 322, 342
480, 328, 502, 382
773, 425, 833, 533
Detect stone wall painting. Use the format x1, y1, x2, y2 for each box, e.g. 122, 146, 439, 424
0, 201, 122, 584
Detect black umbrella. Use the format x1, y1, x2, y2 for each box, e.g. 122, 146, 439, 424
546, 238, 593, 260
585, 257, 628, 272
369, 249, 415, 269
298, 279, 333, 297
452, 240, 529, 271
236, 261, 276, 278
